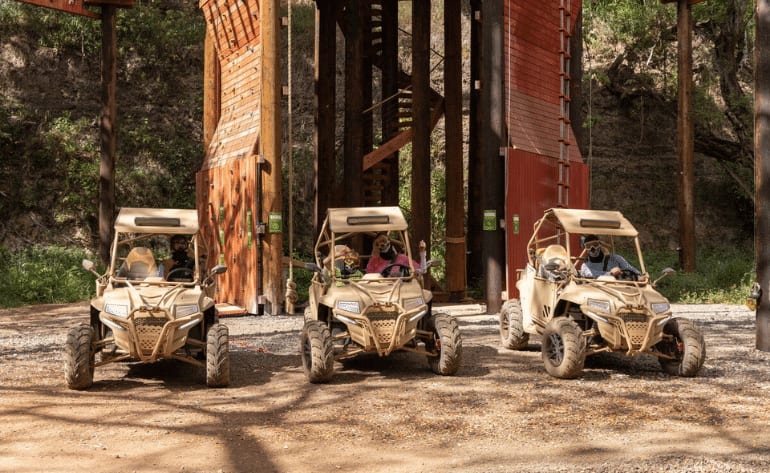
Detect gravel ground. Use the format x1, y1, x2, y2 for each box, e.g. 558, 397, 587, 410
1, 302, 770, 472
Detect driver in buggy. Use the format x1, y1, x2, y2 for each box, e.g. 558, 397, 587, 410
578, 234, 640, 280
163, 234, 195, 281
366, 232, 420, 277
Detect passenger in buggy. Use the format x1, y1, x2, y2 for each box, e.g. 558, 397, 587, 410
366, 232, 419, 277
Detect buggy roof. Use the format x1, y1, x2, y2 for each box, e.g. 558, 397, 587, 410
114, 208, 199, 234
548, 208, 638, 237
326, 206, 408, 233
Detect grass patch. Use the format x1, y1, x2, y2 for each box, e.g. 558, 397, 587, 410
0, 246, 97, 309
645, 247, 754, 305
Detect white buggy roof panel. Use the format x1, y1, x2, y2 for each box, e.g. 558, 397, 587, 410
114, 208, 199, 234
549, 208, 638, 237
326, 206, 408, 233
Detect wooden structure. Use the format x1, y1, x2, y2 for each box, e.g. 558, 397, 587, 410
196, 0, 283, 315
314, 0, 464, 300
200, 0, 592, 312
499, 0, 589, 301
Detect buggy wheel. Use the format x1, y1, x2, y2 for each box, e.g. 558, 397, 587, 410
300, 320, 334, 383
541, 318, 585, 379
206, 324, 230, 387
499, 299, 529, 350
65, 324, 95, 390
427, 312, 462, 375
657, 318, 706, 377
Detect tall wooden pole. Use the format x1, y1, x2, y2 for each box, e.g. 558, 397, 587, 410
343, 0, 364, 207
381, 0, 399, 206
260, 0, 283, 315
444, 0, 465, 300
203, 29, 220, 154
98, 5, 117, 266
480, 0, 505, 315
755, 0, 770, 351
467, 0, 483, 286
411, 0, 431, 256
314, 0, 336, 232
676, 0, 696, 272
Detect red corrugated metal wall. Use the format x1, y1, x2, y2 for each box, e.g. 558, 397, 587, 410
504, 0, 588, 297
196, 0, 262, 313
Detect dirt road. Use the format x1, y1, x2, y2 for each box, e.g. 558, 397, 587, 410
2, 302, 769, 472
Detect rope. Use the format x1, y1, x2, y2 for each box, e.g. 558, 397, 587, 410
285, 0, 297, 311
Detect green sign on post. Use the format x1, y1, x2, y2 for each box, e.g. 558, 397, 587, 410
483, 210, 497, 231
513, 214, 520, 234
247, 209, 253, 249
269, 212, 282, 233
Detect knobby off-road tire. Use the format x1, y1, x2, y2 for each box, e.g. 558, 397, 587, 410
206, 323, 230, 387
541, 318, 585, 379
300, 320, 334, 383
65, 324, 95, 390
499, 299, 529, 350
427, 312, 462, 375
657, 317, 706, 377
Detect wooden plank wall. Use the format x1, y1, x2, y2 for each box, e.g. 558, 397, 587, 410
504, 0, 582, 160
503, 0, 588, 298
197, 0, 263, 313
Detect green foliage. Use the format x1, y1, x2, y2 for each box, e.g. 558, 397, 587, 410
0, 0, 100, 54
117, 115, 199, 209
585, 0, 674, 51
0, 245, 97, 308
644, 247, 754, 305
117, 1, 206, 81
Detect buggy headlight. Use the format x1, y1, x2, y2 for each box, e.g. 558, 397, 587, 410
337, 301, 360, 314
104, 303, 128, 318
176, 304, 200, 318
650, 301, 670, 314
586, 298, 611, 314
403, 296, 425, 311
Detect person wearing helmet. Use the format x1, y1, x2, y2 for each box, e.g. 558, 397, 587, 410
163, 234, 194, 280
578, 234, 640, 279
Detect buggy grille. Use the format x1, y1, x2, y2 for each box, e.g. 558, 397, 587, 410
366, 308, 398, 345
134, 310, 169, 354
620, 312, 649, 348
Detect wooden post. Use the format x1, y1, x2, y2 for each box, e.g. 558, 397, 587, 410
260, 0, 283, 315
314, 0, 337, 233
444, 0, 465, 300
381, 0, 399, 206
343, 0, 364, 207
676, 0, 696, 272
480, 0, 505, 315
98, 5, 117, 266
755, 0, 770, 351
411, 0, 431, 256
202, 28, 220, 153
467, 0, 483, 286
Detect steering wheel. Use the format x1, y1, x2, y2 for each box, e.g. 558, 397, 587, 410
616, 269, 638, 281
167, 267, 194, 282
380, 263, 411, 277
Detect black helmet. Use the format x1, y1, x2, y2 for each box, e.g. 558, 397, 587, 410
170, 234, 189, 249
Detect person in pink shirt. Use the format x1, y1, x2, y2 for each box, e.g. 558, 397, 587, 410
366, 232, 419, 276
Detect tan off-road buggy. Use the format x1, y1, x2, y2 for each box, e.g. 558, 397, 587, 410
301, 206, 462, 383
65, 208, 229, 389
499, 208, 706, 379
